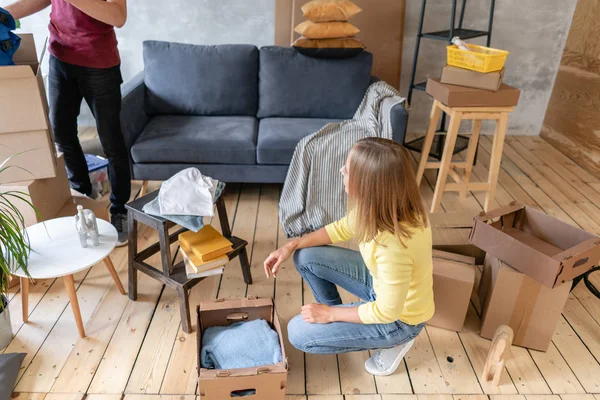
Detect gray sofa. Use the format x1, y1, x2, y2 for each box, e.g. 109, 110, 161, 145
121, 41, 408, 183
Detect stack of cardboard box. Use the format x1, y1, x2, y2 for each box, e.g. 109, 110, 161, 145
1, 34, 108, 288
470, 203, 600, 351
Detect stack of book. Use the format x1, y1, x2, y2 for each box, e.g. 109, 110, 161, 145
179, 225, 233, 279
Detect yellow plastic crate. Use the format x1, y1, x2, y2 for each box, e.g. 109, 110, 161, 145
447, 44, 509, 73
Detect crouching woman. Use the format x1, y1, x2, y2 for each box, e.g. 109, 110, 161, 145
264, 137, 434, 376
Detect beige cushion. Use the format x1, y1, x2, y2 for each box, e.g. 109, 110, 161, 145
293, 36, 365, 49
302, 0, 362, 22
294, 21, 360, 39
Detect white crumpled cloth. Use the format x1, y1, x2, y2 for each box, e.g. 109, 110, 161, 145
158, 168, 218, 217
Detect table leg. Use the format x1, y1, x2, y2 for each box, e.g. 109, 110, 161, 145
178, 287, 191, 334
416, 100, 443, 186
128, 215, 138, 301
460, 119, 482, 200
484, 112, 509, 211
20, 277, 29, 323
103, 256, 126, 295
63, 274, 85, 338
431, 111, 462, 213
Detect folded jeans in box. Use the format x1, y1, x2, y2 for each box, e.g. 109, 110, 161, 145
479, 255, 570, 351
470, 202, 600, 287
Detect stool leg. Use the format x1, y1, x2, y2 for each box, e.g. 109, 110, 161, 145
416, 100, 443, 186
21, 277, 29, 323
178, 287, 191, 334
484, 112, 508, 211
460, 119, 482, 200
239, 247, 253, 285
128, 216, 138, 301
431, 111, 462, 213
104, 256, 126, 295
63, 274, 85, 338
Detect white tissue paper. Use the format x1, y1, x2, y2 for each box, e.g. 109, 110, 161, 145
158, 168, 217, 217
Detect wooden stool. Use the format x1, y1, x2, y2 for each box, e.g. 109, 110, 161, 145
416, 99, 514, 212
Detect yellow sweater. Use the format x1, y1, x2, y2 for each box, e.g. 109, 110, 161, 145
325, 215, 435, 325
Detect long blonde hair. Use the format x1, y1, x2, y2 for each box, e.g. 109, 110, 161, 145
348, 137, 428, 245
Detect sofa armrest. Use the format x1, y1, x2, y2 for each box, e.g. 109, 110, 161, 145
390, 102, 408, 145
121, 72, 149, 150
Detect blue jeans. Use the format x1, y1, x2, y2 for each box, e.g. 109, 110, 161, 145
288, 246, 424, 354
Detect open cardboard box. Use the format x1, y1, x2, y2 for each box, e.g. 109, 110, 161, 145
430, 212, 486, 264
470, 202, 600, 288
55, 189, 110, 222
197, 297, 288, 400
0, 34, 57, 184
479, 255, 571, 351
428, 250, 476, 332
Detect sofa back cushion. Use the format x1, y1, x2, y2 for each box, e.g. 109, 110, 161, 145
143, 41, 259, 116
258, 46, 372, 119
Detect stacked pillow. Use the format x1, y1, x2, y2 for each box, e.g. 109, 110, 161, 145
293, 0, 365, 59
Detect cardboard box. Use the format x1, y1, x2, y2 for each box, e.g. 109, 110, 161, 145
441, 65, 504, 91
197, 297, 287, 400
470, 203, 600, 288
426, 78, 520, 107
428, 250, 476, 332
479, 255, 570, 351
56, 189, 110, 222
430, 212, 486, 264
0, 154, 72, 227
0, 34, 57, 184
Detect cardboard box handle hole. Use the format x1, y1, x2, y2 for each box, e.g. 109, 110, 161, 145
226, 312, 249, 321
573, 257, 589, 269
230, 389, 256, 397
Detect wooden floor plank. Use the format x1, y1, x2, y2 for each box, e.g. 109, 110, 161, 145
380, 395, 418, 400
275, 221, 306, 395
44, 395, 84, 400
560, 395, 597, 400
516, 137, 600, 207
14, 262, 114, 392
158, 192, 236, 395
124, 395, 195, 400
9, 394, 47, 400
426, 325, 483, 394
84, 395, 122, 400
217, 183, 259, 298
572, 275, 600, 327
550, 317, 600, 393
125, 287, 181, 394
505, 137, 600, 230
345, 395, 382, 400
561, 294, 600, 363
50, 250, 130, 393
459, 305, 518, 395
404, 328, 448, 394
5, 278, 55, 337
527, 343, 585, 394
523, 396, 560, 400
590, 182, 600, 194
87, 272, 164, 393
489, 396, 526, 400
304, 281, 341, 395
453, 396, 488, 400
534, 136, 600, 184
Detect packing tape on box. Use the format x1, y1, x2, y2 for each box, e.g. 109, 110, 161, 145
507, 275, 542, 344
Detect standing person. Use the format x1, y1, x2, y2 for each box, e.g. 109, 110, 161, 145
4, 0, 131, 245
264, 137, 434, 376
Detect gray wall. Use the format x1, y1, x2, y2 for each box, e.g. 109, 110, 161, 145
400, 0, 577, 135
5, 0, 576, 135
5, 0, 273, 126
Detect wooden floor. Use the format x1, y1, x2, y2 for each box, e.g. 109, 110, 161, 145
5, 135, 600, 400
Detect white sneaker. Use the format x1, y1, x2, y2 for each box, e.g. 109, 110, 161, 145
364, 338, 416, 376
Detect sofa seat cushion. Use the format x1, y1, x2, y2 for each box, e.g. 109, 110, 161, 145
131, 116, 257, 165
257, 117, 342, 165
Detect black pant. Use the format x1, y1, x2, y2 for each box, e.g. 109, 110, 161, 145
48, 55, 131, 216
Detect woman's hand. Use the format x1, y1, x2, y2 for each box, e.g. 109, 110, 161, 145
301, 304, 334, 324
264, 243, 294, 278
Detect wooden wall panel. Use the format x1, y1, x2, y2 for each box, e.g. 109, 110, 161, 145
274, 0, 406, 88
540, 0, 600, 178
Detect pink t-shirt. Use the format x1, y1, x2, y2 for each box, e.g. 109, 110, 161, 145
48, 0, 120, 69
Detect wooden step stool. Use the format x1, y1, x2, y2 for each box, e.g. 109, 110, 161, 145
416, 99, 514, 212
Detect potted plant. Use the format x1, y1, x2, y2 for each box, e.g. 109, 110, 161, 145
0, 158, 33, 349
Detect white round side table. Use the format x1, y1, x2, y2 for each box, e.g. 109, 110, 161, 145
11, 217, 125, 338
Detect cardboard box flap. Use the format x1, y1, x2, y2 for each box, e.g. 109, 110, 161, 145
474, 202, 525, 223
0, 65, 36, 80
432, 249, 475, 265
0, 71, 48, 134
432, 258, 475, 283
12, 34, 38, 64
555, 238, 600, 284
